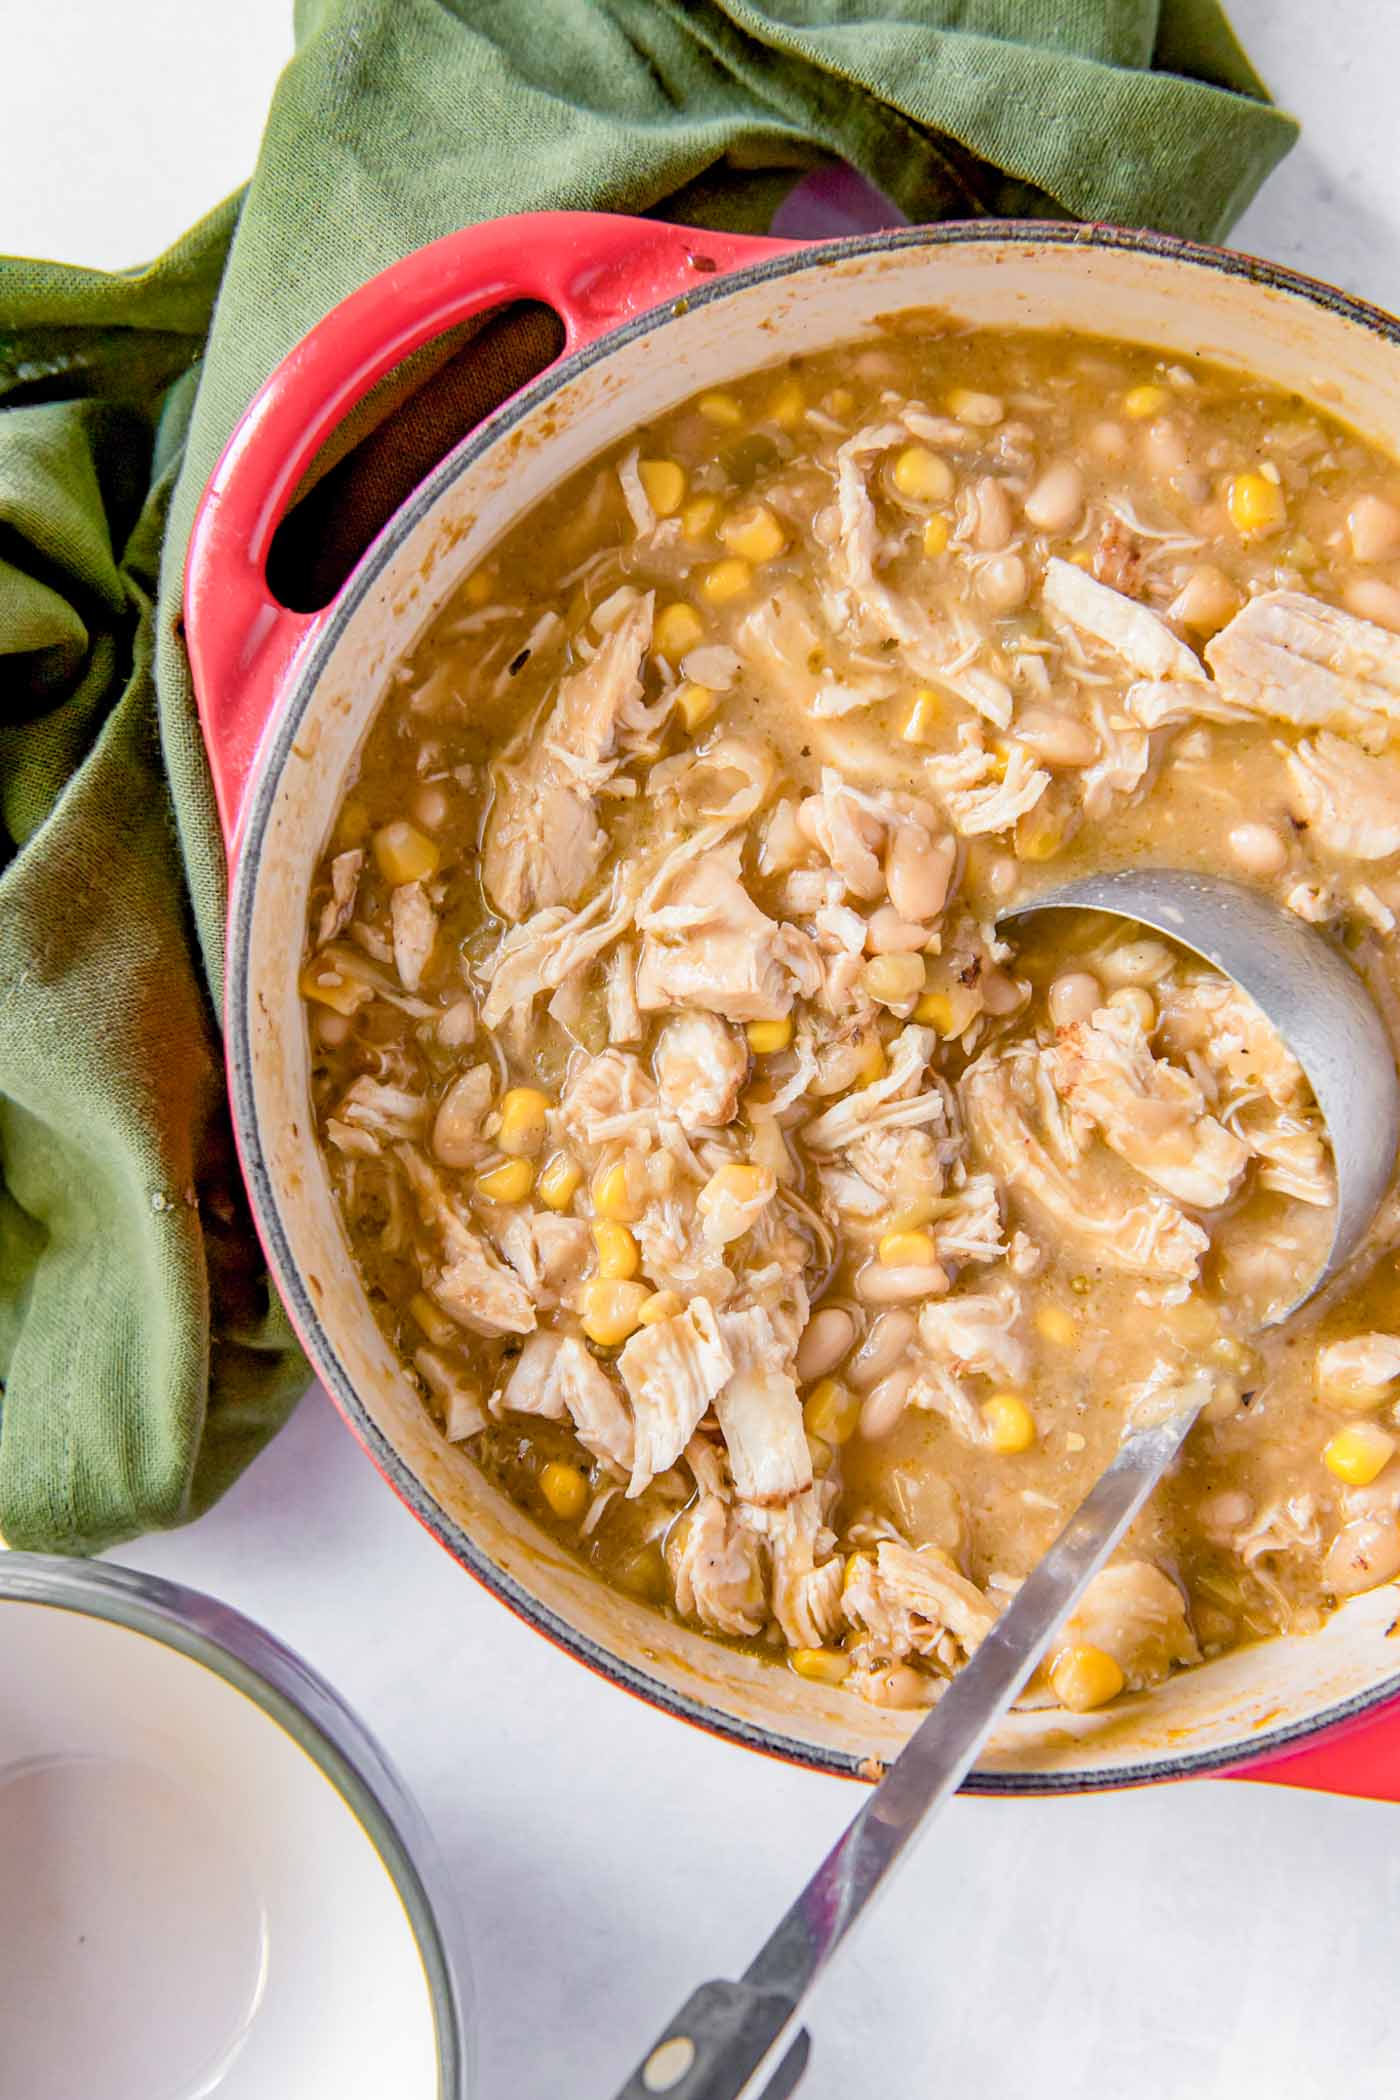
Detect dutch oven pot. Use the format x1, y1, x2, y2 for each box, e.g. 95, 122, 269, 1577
186, 211, 1400, 1795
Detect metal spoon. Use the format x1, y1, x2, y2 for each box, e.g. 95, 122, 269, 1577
609, 871, 1400, 2100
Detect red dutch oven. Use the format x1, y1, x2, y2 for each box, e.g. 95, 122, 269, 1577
186, 209, 1400, 1798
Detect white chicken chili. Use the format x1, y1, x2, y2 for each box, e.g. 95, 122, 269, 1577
301, 329, 1400, 1718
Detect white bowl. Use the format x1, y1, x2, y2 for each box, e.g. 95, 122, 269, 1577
0, 1555, 471, 2099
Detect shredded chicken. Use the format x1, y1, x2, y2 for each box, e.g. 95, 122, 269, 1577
637, 841, 821, 1021
1206, 589, 1400, 734
1045, 1004, 1250, 1210
1284, 733, 1400, 859
667, 1496, 768, 1636
1054, 1562, 1198, 1690
617, 1299, 731, 1497
482, 594, 654, 919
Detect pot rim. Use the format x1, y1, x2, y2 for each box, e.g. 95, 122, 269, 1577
227, 215, 1400, 1789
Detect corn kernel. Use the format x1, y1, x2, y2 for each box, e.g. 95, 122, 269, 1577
914, 990, 955, 1032
681, 494, 720, 539
334, 798, 371, 848
863, 954, 925, 1009
654, 601, 706, 662
372, 819, 440, 885
1035, 1302, 1077, 1347
879, 1229, 938, 1269
922, 514, 951, 558
1123, 383, 1168, 418
539, 1460, 589, 1522
536, 1152, 582, 1211
947, 386, 1003, 426
496, 1085, 550, 1157
721, 503, 787, 564
827, 387, 854, 418
746, 1016, 793, 1054
1323, 1421, 1396, 1486
842, 1549, 874, 1594
855, 1035, 888, 1084
807, 1432, 834, 1477
638, 458, 686, 515
616, 1541, 666, 1599
463, 565, 496, 605
1228, 470, 1286, 538
892, 445, 954, 503
698, 390, 743, 427
903, 688, 942, 745
592, 1220, 640, 1280
701, 557, 753, 604
768, 376, 804, 429
804, 1378, 861, 1445
698, 1162, 772, 1246
476, 1157, 534, 1204
408, 1290, 456, 1348
789, 1646, 851, 1686
1015, 804, 1068, 862
1050, 1644, 1125, 1713
638, 1289, 684, 1326
982, 1391, 1036, 1454
578, 1277, 650, 1348
674, 681, 718, 734
593, 1159, 641, 1223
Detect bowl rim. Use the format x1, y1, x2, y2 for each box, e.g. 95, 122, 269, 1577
0, 1552, 470, 2090
227, 214, 1400, 1790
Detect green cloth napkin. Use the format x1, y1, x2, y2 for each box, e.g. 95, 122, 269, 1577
0, 0, 1297, 1554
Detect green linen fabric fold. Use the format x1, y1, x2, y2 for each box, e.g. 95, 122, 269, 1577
0, 0, 1297, 1552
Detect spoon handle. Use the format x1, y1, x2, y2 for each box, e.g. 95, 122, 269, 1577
608, 1406, 1199, 2100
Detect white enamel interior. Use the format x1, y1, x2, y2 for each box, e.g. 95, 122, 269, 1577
0, 1599, 441, 2099
233, 229, 1400, 1785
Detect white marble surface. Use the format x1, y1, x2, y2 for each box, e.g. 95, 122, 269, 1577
9, 7, 1400, 2096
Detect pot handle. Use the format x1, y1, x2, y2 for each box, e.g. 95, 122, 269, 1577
184, 210, 796, 857
1227, 1688, 1400, 1803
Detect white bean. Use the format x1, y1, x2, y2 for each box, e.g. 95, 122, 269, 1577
1048, 970, 1102, 1028
859, 1366, 915, 1440
856, 1262, 949, 1305
1088, 420, 1128, 461
1013, 708, 1098, 768
413, 782, 450, 830
980, 852, 1019, 902
1023, 461, 1084, 533
795, 1306, 857, 1383
963, 475, 1013, 551
1344, 577, 1400, 633
975, 553, 1028, 611
436, 997, 477, 1048
1228, 820, 1288, 876
951, 389, 1003, 427
1325, 1517, 1400, 1597
886, 826, 956, 924
1143, 416, 1189, 477
848, 1308, 917, 1389
1100, 937, 1174, 986
979, 969, 1024, 1016
865, 905, 929, 954
317, 1010, 351, 1046
1107, 985, 1156, 1030
1168, 563, 1240, 638
1347, 494, 1400, 564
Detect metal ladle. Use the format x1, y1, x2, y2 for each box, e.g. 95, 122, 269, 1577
611, 871, 1400, 2100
